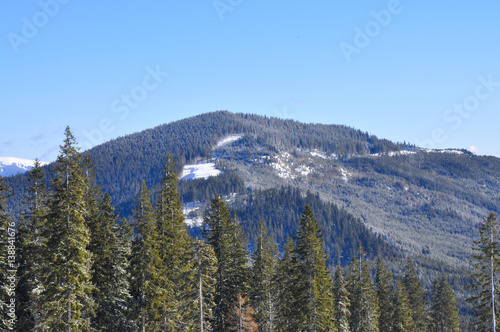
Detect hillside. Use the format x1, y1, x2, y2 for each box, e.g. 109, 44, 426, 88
4, 111, 499, 270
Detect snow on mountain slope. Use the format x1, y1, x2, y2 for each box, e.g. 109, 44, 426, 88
0, 157, 48, 177
181, 162, 221, 180
215, 134, 243, 148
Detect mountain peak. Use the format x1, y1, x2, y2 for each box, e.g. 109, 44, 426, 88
0, 157, 48, 177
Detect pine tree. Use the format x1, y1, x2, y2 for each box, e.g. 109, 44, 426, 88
0, 177, 16, 330
347, 248, 379, 332
39, 126, 94, 331
151, 154, 194, 330
374, 258, 393, 332
203, 196, 249, 332
402, 258, 427, 331
468, 212, 500, 332
129, 180, 158, 332
430, 276, 460, 332
276, 236, 298, 332
16, 160, 49, 331
392, 280, 414, 332
293, 204, 334, 332
251, 221, 279, 332
90, 193, 132, 331
332, 265, 350, 332
189, 238, 217, 332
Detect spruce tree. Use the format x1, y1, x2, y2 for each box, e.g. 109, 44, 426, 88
0, 177, 15, 330
16, 160, 49, 331
347, 248, 379, 332
40, 126, 94, 331
251, 221, 279, 332
374, 258, 394, 332
293, 204, 334, 332
129, 180, 158, 332
430, 276, 460, 332
152, 154, 193, 330
468, 212, 500, 332
276, 236, 298, 332
203, 196, 250, 331
332, 265, 350, 332
402, 258, 427, 331
392, 279, 414, 332
90, 193, 132, 331
189, 238, 217, 332
228, 294, 258, 332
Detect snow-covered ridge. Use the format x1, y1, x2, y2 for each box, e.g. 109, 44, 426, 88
215, 134, 243, 148
0, 157, 48, 177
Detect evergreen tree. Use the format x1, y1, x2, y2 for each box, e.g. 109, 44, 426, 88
347, 248, 379, 332
251, 221, 279, 332
189, 238, 217, 332
151, 154, 194, 330
468, 212, 500, 332
16, 160, 49, 331
374, 258, 394, 332
332, 265, 350, 332
203, 196, 249, 332
39, 126, 94, 331
276, 236, 297, 332
392, 280, 414, 332
292, 204, 334, 332
402, 258, 427, 331
0, 177, 16, 330
129, 180, 158, 332
90, 193, 132, 331
430, 276, 460, 332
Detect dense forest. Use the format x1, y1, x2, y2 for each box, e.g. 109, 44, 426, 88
1, 127, 498, 331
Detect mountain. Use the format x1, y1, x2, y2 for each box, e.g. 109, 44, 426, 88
4, 111, 500, 318
0, 157, 48, 177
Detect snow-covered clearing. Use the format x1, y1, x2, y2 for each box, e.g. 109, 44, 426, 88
216, 134, 243, 148
181, 163, 221, 180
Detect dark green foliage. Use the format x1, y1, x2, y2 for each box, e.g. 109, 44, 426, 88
16, 160, 49, 331
468, 212, 500, 332
430, 276, 460, 332
392, 280, 413, 332
276, 237, 297, 331
232, 187, 397, 267
347, 248, 379, 332
292, 204, 334, 332
179, 169, 246, 203
40, 127, 94, 331
402, 258, 428, 331
374, 258, 394, 332
332, 265, 350, 332
251, 221, 279, 332
203, 196, 250, 331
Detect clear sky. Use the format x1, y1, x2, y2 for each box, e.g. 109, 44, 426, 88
1, 0, 499, 162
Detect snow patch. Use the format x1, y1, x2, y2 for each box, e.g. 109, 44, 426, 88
216, 134, 243, 148
296, 165, 312, 176
181, 163, 221, 180
309, 150, 328, 159
339, 167, 352, 183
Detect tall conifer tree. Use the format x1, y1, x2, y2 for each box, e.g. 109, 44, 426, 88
251, 221, 279, 332
430, 276, 460, 332
468, 212, 500, 332
402, 258, 427, 331
293, 204, 334, 332
332, 265, 350, 332
392, 280, 414, 332
276, 236, 297, 332
40, 126, 94, 331
374, 258, 394, 332
16, 160, 49, 331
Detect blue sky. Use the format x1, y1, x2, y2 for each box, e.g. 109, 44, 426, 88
1, 0, 499, 162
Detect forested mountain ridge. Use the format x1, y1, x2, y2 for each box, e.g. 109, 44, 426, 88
4, 111, 499, 270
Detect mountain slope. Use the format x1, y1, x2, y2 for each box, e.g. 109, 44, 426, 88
0, 157, 48, 177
